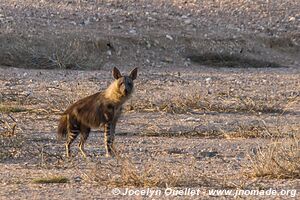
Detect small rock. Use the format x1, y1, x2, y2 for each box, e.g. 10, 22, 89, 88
289, 16, 296, 22
74, 176, 82, 183
83, 18, 90, 25
184, 61, 190, 67
154, 39, 160, 45
129, 29, 137, 34
166, 34, 173, 40
146, 41, 151, 48
181, 15, 188, 19
162, 57, 173, 63
70, 21, 76, 25
184, 19, 192, 24
205, 77, 212, 82
147, 16, 156, 22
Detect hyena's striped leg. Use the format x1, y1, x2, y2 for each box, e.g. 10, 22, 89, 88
66, 131, 79, 158
78, 126, 90, 158
65, 115, 79, 158
104, 122, 115, 157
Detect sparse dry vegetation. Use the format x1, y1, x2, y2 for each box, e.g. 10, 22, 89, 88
130, 91, 298, 115
32, 176, 69, 184
0, 104, 28, 113
248, 136, 300, 179
0, 118, 23, 160
1, 34, 105, 69
91, 154, 216, 188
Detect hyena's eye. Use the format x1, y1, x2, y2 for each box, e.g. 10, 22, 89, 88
107, 104, 114, 109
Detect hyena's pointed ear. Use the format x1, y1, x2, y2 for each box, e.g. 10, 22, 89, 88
129, 67, 138, 80
112, 67, 122, 79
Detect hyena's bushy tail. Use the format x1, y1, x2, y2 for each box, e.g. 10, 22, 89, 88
57, 115, 68, 140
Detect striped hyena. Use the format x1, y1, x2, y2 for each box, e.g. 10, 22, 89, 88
57, 67, 138, 158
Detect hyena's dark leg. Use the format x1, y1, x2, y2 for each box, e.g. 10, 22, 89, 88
65, 115, 80, 158
104, 122, 115, 157
78, 125, 90, 158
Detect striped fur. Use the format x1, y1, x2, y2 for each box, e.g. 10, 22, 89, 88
57, 67, 138, 158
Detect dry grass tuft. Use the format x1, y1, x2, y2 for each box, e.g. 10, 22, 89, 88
0, 33, 105, 69
224, 123, 267, 139
32, 176, 69, 184
0, 104, 28, 113
131, 92, 293, 115
0, 114, 24, 160
248, 136, 300, 179
90, 152, 214, 188
0, 130, 24, 160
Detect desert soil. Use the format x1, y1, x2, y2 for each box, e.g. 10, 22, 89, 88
0, 0, 300, 199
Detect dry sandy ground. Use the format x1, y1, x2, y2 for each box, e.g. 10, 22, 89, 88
0, 66, 300, 199
0, 0, 300, 199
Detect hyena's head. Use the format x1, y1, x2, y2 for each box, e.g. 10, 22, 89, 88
112, 67, 138, 97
